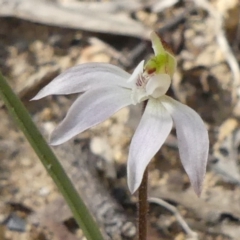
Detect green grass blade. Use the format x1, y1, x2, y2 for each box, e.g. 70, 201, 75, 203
0, 72, 105, 240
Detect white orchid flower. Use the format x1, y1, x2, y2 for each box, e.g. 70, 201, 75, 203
33, 32, 209, 196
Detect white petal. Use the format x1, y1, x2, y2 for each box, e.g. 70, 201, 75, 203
131, 88, 148, 105
146, 73, 171, 98
127, 98, 173, 193
50, 86, 132, 145
32, 63, 131, 100
161, 96, 209, 196
127, 60, 144, 84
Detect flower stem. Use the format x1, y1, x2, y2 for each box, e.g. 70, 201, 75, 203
138, 166, 148, 240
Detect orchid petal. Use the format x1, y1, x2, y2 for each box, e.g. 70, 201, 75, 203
127, 98, 173, 193
127, 60, 144, 84
50, 86, 132, 145
146, 73, 171, 98
32, 63, 131, 100
161, 96, 209, 196
131, 88, 148, 105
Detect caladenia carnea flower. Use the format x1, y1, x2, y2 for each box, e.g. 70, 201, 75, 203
33, 32, 209, 196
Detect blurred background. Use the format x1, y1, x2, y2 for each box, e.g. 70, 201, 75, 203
0, 0, 240, 239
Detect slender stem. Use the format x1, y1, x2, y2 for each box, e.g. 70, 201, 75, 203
138, 166, 148, 240
0, 72, 104, 240
137, 100, 149, 240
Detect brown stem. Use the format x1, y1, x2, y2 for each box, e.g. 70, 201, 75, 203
138, 166, 148, 240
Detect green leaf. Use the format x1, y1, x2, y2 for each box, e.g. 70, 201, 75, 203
0, 72, 105, 240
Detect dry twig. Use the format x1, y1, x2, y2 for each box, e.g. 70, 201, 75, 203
193, 0, 240, 100
151, 0, 179, 13
149, 197, 198, 239
0, 0, 150, 38
88, 37, 132, 67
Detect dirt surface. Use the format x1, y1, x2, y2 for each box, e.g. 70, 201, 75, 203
1, 0, 240, 239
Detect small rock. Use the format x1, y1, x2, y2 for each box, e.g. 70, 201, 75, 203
90, 137, 116, 178
112, 107, 130, 124
39, 187, 50, 196
4, 214, 26, 232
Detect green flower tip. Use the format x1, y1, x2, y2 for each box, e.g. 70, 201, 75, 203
144, 31, 177, 78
